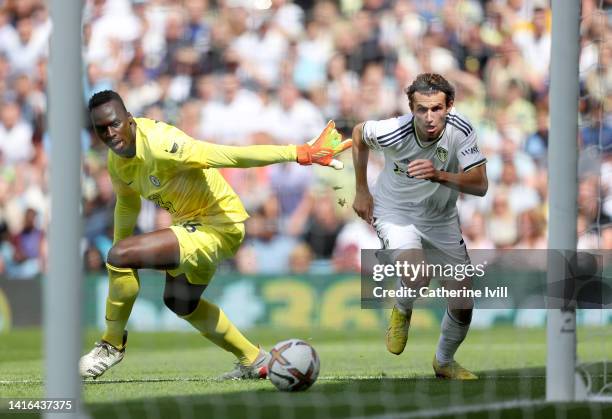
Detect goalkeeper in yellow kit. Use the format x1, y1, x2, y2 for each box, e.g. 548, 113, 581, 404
79, 90, 351, 380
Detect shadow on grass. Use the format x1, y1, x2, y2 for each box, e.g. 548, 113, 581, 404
82, 366, 582, 419
85, 366, 612, 418
2, 367, 610, 419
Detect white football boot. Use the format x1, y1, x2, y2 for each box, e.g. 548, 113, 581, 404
220, 347, 270, 380
79, 331, 127, 379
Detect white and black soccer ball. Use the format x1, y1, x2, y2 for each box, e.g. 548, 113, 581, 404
267, 339, 320, 392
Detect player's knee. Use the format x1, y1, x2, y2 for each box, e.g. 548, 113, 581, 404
163, 293, 199, 316
449, 307, 473, 325
107, 243, 136, 268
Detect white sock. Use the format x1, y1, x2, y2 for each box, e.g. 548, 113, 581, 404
395, 277, 418, 313
435, 309, 470, 365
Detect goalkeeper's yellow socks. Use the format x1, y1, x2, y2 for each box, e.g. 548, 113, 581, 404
102, 264, 140, 349
181, 299, 260, 366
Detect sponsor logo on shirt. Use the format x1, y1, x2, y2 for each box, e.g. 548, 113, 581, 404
147, 193, 176, 213
393, 162, 415, 179
149, 175, 161, 187
460, 145, 480, 156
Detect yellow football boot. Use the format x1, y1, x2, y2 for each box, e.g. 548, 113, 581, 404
432, 355, 478, 380
385, 306, 412, 355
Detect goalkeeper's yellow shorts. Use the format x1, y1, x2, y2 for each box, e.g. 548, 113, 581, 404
167, 221, 245, 285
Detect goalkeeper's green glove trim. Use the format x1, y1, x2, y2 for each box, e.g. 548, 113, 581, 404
296, 120, 353, 170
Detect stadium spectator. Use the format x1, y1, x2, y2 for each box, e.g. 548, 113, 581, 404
293, 18, 333, 91
451, 23, 492, 80
200, 72, 263, 145
123, 63, 162, 116
288, 241, 314, 274
245, 195, 298, 274
578, 175, 610, 230
192, 74, 216, 109
512, 3, 551, 93
258, 82, 325, 144
4, 16, 51, 77
356, 62, 397, 121
176, 99, 201, 138
577, 213, 601, 249
269, 163, 313, 223
462, 211, 494, 250
0, 100, 34, 164
580, 99, 612, 154
231, 12, 289, 88
497, 159, 541, 214
524, 109, 549, 165
270, 0, 304, 40
300, 192, 344, 259
488, 193, 518, 248
84, 245, 105, 273
184, 0, 211, 55
13, 72, 45, 127
514, 209, 547, 249
502, 78, 537, 140
325, 53, 360, 121
483, 37, 530, 103
8, 207, 45, 279
0, 221, 13, 276
332, 219, 379, 272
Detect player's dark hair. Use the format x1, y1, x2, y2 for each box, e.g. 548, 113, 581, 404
405, 73, 455, 107
87, 90, 127, 112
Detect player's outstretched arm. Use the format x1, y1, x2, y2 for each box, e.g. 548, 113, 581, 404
183, 121, 351, 169
296, 120, 353, 170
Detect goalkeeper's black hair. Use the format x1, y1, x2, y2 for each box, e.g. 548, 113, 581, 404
88, 90, 127, 113
405, 73, 455, 107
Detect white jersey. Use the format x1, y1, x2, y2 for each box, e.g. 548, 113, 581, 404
362, 110, 486, 226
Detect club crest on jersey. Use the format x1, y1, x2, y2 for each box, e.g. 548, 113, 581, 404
435, 147, 448, 163
149, 175, 161, 187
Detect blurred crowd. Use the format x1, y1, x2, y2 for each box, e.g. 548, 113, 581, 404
0, 0, 610, 279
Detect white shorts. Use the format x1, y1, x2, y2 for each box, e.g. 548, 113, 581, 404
373, 218, 471, 268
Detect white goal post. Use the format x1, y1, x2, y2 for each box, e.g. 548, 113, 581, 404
546, 0, 580, 402
45, 0, 85, 418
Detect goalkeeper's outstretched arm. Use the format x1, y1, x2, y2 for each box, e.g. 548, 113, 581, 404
170, 121, 352, 170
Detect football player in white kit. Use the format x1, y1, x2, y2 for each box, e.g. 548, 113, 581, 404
352, 73, 488, 379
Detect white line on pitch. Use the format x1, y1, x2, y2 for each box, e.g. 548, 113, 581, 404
0, 374, 551, 385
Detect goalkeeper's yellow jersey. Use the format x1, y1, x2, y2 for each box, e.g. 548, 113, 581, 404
108, 117, 297, 243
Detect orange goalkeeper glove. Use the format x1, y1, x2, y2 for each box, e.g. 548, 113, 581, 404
296, 120, 353, 170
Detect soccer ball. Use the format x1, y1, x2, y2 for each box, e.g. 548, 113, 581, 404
268, 339, 320, 392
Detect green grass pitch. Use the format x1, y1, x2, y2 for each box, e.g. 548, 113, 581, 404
1, 325, 611, 418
